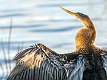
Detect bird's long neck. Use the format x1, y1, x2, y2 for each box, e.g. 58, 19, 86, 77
75, 19, 96, 51
85, 19, 96, 43
84, 19, 95, 31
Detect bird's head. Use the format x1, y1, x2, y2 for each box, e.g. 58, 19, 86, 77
61, 7, 92, 28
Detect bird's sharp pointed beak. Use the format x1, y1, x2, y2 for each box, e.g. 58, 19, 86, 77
61, 7, 79, 18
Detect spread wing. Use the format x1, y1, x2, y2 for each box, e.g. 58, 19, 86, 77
8, 43, 97, 80
7, 43, 67, 80
64, 48, 107, 80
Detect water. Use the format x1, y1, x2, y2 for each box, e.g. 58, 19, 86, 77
0, 0, 107, 80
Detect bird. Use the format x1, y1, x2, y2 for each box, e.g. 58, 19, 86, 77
7, 7, 107, 80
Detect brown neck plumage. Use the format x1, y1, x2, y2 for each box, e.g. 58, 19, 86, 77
61, 7, 96, 50
75, 18, 96, 50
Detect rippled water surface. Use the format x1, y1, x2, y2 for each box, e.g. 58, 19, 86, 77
0, 0, 107, 79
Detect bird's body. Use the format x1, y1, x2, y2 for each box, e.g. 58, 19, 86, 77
7, 8, 107, 80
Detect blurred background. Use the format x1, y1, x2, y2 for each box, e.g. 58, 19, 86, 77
0, 0, 107, 80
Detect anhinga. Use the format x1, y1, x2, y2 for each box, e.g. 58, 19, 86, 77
7, 8, 107, 80
61, 7, 96, 50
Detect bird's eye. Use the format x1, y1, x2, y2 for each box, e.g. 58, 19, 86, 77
78, 12, 87, 18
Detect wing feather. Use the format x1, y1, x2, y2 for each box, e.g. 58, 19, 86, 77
8, 43, 90, 80
7, 43, 67, 80
102, 51, 107, 75
67, 55, 85, 80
